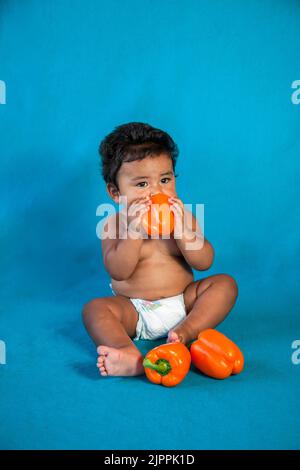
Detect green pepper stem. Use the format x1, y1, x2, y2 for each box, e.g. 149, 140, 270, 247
143, 357, 172, 376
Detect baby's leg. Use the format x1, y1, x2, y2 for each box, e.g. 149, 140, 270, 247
82, 296, 144, 376
168, 274, 238, 345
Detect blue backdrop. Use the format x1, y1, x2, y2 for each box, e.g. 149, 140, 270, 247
0, 0, 300, 449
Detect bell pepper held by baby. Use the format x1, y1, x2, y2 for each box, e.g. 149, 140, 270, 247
190, 329, 244, 379
143, 342, 191, 387
141, 193, 174, 237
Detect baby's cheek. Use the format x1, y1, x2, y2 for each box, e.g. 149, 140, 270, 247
171, 183, 177, 196
127, 190, 145, 203
168, 186, 177, 197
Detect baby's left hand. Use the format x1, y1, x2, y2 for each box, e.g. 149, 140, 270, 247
168, 196, 199, 240
168, 196, 185, 235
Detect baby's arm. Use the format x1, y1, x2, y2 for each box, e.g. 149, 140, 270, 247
101, 196, 151, 280
175, 212, 214, 271
101, 217, 143, 281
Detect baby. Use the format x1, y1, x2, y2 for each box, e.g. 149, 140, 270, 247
82, 122, 238, 377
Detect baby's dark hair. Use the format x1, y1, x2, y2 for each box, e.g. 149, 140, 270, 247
99, 122, 179, 189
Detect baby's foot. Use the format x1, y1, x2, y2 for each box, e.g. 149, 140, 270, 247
167, 330, 182, 343
96, 345, 144, 377
167, 325, 192, 345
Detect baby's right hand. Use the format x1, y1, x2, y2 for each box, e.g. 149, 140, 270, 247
127, 196, 152, 237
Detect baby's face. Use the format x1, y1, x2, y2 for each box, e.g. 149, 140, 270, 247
110, 153, 177, 205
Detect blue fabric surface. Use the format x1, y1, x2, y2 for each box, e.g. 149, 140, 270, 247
1, 0, 300, 449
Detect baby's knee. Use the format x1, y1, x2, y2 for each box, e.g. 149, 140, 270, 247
82, 298, 107, 323
82, 298, 121, 325
217, 274, 238, 300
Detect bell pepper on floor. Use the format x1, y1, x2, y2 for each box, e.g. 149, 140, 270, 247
190, 329, 244, 379
143, 342, 191, 387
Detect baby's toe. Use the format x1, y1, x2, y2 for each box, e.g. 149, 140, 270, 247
97, 345, 109, 356
167, 331, 180, 343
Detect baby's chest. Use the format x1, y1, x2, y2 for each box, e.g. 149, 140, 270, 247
140, 237, 181, 260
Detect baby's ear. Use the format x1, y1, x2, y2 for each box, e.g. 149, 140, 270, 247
106, 183, 120, 203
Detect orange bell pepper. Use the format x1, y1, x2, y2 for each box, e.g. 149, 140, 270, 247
190, 329, 244, 379
141, 193, 174, 237
143, 342, 191, 387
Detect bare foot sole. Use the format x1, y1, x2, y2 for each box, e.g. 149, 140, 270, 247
96, 345, 145, 377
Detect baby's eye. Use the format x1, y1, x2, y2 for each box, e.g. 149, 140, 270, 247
161, 178, 171, 184
136, 181, 148, 187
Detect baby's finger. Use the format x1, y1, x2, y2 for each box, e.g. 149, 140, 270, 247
170, 205, 183, 220
136, 205, 151, 220
129, 201, 151, 216
170, 202, 182, 213
131, 196, 150, 206
134, 207, 150, 226
169, 197, 184, 209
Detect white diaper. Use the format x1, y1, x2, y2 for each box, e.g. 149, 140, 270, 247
109, 282, 187, 340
